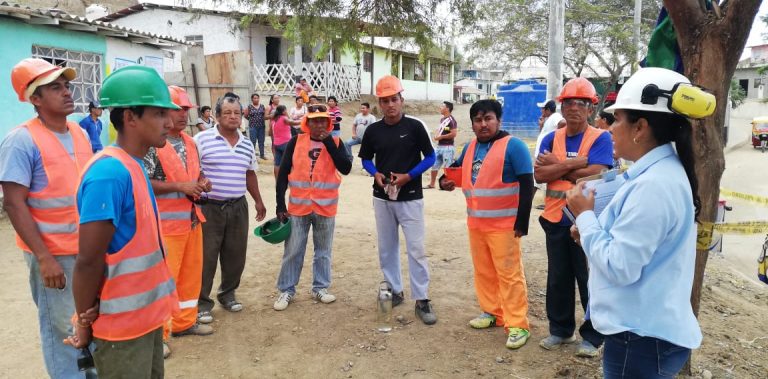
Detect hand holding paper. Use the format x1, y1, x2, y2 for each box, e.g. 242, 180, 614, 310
566, 182, 595, 217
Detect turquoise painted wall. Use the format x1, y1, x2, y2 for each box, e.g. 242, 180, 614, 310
0, 17, 107, 143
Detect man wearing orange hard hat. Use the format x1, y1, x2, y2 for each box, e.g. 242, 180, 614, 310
1, 58, 94, 377
358, 75, 438, 325
534, 77, 613, 357
143, 85, 214, 359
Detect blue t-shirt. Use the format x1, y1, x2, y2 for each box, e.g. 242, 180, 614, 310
77, 153, 158, 254
538, 129, 614, 225
78, 116, 104, 152
537, 129, 614, 166
456, 136, 533, 184
0, 126, 89, 192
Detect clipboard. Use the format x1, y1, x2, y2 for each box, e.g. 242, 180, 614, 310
575, 168, 627, 217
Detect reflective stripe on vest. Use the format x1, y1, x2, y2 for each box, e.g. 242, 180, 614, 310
155, 132, 206, 235
83, 146, 179, 342
545, 189, 567, 199
542, 126, 605, 223
461, 136, 520, 231
100, 278, 176, 315
287, 135, 343, 217
15, 118, 94, 255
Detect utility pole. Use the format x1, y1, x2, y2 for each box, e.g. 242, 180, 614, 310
632, 0, 642, 73
547, 0, 565, 101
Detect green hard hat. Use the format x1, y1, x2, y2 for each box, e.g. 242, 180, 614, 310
99, 66, 180, 109
254, 217, 292, 244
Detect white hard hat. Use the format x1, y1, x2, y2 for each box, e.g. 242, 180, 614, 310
604, 67, 690, 114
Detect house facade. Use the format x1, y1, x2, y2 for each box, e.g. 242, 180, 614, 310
733, 44, 768, 100
100, 3, 454, 102
0, 2, 185, 141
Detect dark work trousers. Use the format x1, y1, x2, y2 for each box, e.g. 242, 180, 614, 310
539, 216, 604, 347
199, 197, 249, 312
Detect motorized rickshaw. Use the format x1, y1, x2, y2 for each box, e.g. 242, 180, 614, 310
752, 116, 768, 152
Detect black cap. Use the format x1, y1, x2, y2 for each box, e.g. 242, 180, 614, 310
537, 100, 556, 112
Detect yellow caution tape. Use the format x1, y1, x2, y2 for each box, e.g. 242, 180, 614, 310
696, 221, 768, 249
719, 188, 768, 206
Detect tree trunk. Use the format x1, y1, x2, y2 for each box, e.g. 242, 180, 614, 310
664, 0, 762, 373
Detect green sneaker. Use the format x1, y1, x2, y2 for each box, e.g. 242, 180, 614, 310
468, 313, 497, 329
506, 328, 530, 349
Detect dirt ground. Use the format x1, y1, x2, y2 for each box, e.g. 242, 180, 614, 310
2, 103, 767, 378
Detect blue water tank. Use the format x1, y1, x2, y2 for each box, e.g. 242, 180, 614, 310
497, 79, 547, 138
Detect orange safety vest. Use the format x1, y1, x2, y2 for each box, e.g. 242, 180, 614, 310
287, 135, 342, 217
154, 132, 206, 235
461, 136, 520, 231
542, 126, 604, 223
82, 146, 179, 341
15, 118, 93, 255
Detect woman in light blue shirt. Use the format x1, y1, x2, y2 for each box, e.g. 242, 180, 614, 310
566, 67, 704, 378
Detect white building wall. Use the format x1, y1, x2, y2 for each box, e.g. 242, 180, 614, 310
401, 81, 452, 101
105, 37, 183, 74
341, 48, 394, 96
109, 9, 246, 55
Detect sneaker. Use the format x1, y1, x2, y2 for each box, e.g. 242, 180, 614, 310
392, 291, 405, 307
172, 323, 214, 337
311, 288, 336, 304
163, 342, 171, 359
539, 334, 578, 350
221, 300, 243, 312
415, 299, 437, 325
469, 313, 497, 329
575, 340, 599, 358
273, 292, 293, 311
506, 328, 530, 349
197, 311, 213, 324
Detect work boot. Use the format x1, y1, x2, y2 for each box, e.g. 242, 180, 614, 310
415, 299, 437, 325
575, 340, 599, 358
539, 334, 578, 350
392, 291, 405, 307
172, 323, 214, 337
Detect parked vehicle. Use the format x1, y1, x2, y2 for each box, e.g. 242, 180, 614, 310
751, 116, 768, 152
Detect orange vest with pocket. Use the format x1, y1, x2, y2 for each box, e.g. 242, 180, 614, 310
461, 136, 520, 231
15, 118, 93, 255
83, 146, 179, 341
542, 126, 604, 223
287, 135, 342, 217
154, 132, 206, 235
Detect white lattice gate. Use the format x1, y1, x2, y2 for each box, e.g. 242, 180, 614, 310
253, 62, 360, 101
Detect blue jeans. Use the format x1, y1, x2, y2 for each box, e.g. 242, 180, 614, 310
249, 124, 266, 158
331, 130, 342, 138
603, 332, 691, 379
24, 253, 95, 379
276, 213, 335, 295
345, 136, 362, 156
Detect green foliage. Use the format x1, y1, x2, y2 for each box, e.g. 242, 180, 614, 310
470, 0, 660, 78
729, 78, 746, 108
240, 0, 476, 61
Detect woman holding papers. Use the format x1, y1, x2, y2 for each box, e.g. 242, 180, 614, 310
565, 67, 704, 379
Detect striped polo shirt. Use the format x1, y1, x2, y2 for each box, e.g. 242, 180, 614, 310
193, 126, 259, 201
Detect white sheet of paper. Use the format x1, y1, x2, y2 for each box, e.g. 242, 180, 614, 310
580, 170, 626, 217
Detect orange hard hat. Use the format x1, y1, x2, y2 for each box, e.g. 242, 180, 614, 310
168, 85, 197, 108
11, 58, 76, 102
375, 75, 404, 98
556, 77, 599, 104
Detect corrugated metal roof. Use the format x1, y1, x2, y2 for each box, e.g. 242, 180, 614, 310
0, 1, 186, 47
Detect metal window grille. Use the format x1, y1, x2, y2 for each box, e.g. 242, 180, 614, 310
430, 63, 450, 84
32, 45, 102, 114
185, 35, 204, 47
363, 52, 372, 73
